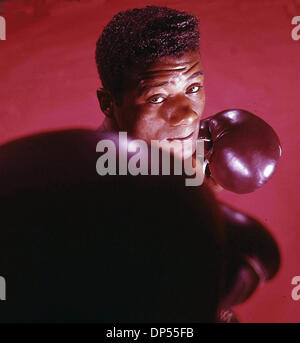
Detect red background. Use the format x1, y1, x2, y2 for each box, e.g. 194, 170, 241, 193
0, 0, 299, 322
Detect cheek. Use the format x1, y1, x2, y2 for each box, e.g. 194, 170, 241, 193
132, 114, 160, 141
132, 107, 165, 140
195, 92, 206, 112
201, 95, 206, 108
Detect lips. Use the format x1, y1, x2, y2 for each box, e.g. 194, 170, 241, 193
167, 130, 195, 142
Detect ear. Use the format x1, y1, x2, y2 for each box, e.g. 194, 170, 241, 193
97, 88, 114, 118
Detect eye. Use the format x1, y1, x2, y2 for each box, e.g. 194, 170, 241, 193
186, 83, 203, 94
148, 95, 166, 104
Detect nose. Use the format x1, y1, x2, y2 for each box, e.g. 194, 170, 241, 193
160, 95, 198, 126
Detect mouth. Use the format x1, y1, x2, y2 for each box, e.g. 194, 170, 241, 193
166, 130, 195, 142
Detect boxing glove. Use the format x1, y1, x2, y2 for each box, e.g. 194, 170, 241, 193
0, 129, 225, 322
219, 203, 280, 309
199, 109, 282, 194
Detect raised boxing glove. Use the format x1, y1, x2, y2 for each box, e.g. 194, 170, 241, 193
199, 109, 282, 194
0, 129, 225, 323
220, 203, 280, 309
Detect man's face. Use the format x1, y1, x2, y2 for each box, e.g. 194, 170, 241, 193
113, 50, 205, 159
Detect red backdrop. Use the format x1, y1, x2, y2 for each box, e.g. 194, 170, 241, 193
0, 0, 299, 322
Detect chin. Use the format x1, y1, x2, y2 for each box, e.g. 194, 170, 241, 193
151, 138, 196, 162
172, 140, 195, 160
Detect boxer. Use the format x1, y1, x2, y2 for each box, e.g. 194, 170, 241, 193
95, 6, 281, 194
94, 5, 281, 321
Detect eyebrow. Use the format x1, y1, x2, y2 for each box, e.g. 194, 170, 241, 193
183, 61, 199, 74
138, 70, 204, 94
187, 70, 204, 80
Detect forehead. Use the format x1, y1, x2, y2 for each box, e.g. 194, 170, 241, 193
144, 50, 202, 72
127, 50, 202, 87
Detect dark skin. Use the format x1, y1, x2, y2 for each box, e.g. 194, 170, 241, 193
97, 50, 222, 191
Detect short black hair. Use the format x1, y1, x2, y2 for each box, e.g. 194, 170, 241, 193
95, 5, 200, 103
